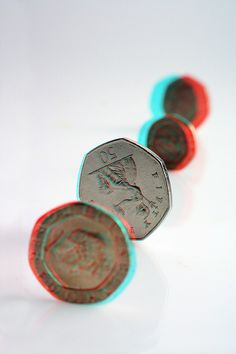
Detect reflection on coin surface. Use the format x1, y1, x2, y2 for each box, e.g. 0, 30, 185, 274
78, 138, 171, 240
29, 201, 135, 303
146, 115, 196, 170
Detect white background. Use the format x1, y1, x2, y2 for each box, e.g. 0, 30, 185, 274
0, 1, 236, 353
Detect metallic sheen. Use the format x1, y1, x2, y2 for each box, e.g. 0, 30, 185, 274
78, 138, 171, 240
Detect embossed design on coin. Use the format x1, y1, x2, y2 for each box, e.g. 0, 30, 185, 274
78, 138, 171, 240
92, 155, 159, 221
29, 202, 134, 303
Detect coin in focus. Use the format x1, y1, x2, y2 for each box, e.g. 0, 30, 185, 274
29, 201, 135, 304
78, 138, 172, 240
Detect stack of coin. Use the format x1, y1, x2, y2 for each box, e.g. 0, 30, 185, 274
29, 74, 209, 304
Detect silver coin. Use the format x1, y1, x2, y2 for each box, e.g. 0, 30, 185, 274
78, 138, 172, 240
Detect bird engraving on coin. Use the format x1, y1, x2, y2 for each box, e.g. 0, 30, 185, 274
95, 155, 159, 222
78, 138, 171, 240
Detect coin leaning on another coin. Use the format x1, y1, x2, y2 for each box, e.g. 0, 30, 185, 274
77, 138, 172, 240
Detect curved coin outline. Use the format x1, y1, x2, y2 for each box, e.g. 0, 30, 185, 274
77, 138, 172, 240
143, 114, 197, 170
149, 74, 209, 128
29, 201, 136, 304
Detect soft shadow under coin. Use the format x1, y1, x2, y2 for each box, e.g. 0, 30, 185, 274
166, 138, 207, 227
15, 247, 167, 354
186, 137, 207, 184
167, 173, 194, 227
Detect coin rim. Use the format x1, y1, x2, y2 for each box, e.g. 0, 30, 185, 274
147, 114, 197, 170
149, 74, 209, 128
29, 201, 136, 303
77, 138, 172, 240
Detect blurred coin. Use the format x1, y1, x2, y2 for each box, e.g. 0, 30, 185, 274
146, 114, 196, 170
78, 138, 171, 240
150, 75, 209, 128
29, 201, 135, 303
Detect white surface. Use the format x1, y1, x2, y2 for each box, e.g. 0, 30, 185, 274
0, 1, 236, 353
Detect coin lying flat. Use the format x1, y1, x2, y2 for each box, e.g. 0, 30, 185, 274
150, 75, 209, 128
29, 201, 135, 303
78, 138, 171, 240
145, 114, 196, 170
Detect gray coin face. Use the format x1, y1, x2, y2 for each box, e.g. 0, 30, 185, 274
78, 138, 171, 240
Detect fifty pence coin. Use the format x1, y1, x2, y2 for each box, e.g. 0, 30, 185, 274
78, 138, 172, 240
29, 201, 135, 304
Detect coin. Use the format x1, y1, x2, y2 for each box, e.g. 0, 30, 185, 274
145, 114, 196, 170
78, 138, 172, 240
29, 201, 135, 304
150, 75, 209, 128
